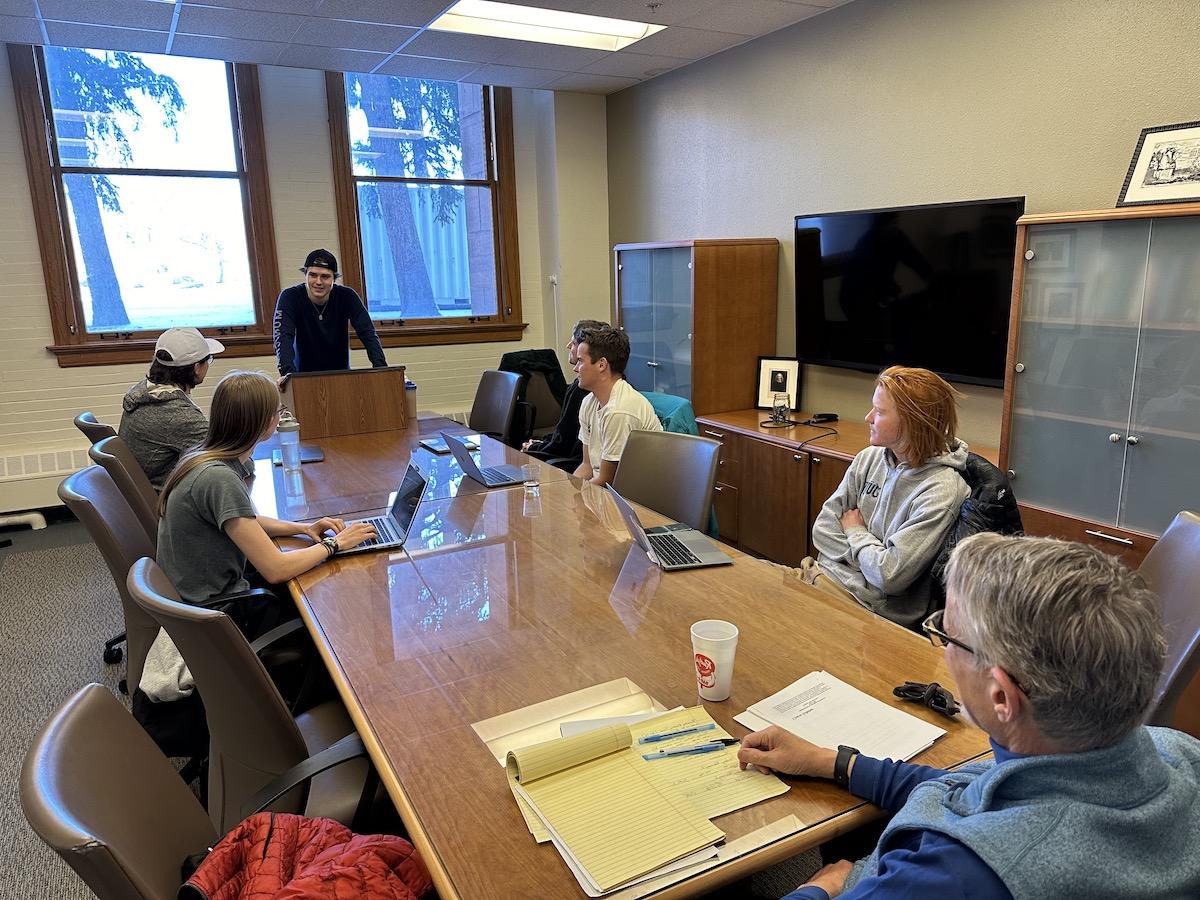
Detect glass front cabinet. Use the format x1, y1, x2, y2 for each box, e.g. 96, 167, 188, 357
1002, 203, 1200, 549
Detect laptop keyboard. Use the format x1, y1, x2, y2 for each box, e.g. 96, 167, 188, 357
356, 516, 399, 548
647, 533, 702, 567
481, 466, 513, 484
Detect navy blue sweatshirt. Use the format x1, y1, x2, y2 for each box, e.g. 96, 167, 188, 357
273, 283, 388, 376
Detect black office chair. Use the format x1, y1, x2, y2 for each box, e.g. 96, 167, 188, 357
612, 431, 722, 532
468, 370, 523, 446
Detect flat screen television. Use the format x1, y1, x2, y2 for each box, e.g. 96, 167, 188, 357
795, 196, 1025, 388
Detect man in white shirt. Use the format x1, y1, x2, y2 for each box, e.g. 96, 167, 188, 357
573, 326, 662, 486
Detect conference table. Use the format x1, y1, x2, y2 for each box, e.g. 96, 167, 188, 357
252, 416, 990, 899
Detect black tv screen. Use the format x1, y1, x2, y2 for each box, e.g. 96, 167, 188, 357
795, 197, 1024, 388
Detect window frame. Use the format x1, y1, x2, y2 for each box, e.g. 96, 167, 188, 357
7, 44, 280, 367
325, 72, 524, 349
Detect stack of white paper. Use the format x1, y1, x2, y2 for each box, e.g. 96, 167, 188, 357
734, 671, 946, 761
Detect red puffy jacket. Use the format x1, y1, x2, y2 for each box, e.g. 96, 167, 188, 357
182, 812, 432, 900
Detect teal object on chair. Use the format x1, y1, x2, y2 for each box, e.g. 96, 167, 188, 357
638, 392, 719, 536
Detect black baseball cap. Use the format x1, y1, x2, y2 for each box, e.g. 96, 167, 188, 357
301, 249, 339, 275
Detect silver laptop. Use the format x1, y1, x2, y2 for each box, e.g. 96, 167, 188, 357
605, 485, 732, 571
442, 431, 524, 487
337, 462, 428, 556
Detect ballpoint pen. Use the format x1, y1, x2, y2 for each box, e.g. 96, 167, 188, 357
637, 723, 717, 744
641, 738, 740, 760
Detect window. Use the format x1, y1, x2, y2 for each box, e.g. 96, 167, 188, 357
327, 72, 523, 346
8, 45, 278, 366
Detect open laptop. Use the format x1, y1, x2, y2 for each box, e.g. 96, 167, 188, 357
336, 462, 429, 556
605, 485, 732, 571
442, 431, 524, 487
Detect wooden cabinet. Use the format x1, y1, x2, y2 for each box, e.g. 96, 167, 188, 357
614, 239, 778, 415
807, 453, 851, 558
740, 439, 810, 566
700, 423, 742, 544
1001, 202, 1200, 553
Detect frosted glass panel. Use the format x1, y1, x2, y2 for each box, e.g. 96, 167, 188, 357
650, 247, 692, 397
1141, 217, 1200, 326
618, 250, 654, 392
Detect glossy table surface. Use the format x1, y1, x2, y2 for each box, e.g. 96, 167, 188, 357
272, 420, 989, 899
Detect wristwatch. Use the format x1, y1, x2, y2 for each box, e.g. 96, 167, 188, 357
834, 744, 859, 789
321, 535, 339, 559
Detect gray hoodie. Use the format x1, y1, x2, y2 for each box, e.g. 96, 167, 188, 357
812, 440, 969, 628
118, 378, 208, 490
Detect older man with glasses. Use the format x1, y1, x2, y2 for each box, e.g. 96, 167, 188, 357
739, 532, 1200, 899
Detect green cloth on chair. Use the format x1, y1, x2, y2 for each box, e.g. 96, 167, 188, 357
638, 391, 719, 537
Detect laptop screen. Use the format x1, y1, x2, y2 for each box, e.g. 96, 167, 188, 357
605, 485, 653, 555
388, 464, 428, 541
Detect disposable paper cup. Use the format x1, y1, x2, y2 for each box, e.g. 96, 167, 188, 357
691, 619, 739, 702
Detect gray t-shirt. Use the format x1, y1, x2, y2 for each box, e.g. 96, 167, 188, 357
157, 459, 255, 603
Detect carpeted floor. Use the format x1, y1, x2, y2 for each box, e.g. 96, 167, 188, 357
0, 520, 121, 900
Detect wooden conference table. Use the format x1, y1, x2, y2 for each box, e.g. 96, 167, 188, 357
253, 417, 989, 899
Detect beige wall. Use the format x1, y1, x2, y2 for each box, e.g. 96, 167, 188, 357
606, 0, 1200, 446
0, 58, 617, 510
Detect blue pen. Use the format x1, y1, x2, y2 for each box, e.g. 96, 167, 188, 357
637, 723, 717, 744
642, 738, 739, 761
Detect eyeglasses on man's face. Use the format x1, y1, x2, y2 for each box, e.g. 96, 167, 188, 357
922, 609, 975, 655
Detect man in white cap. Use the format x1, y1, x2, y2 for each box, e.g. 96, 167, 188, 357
118, 327, 225, 490
272, 248, 388, 388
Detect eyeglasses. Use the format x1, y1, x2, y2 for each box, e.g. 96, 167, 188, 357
922, 609, 1033, 697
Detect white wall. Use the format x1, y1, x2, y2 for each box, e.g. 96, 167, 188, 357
0, 59, 611, 511
606, 0, 1200, 446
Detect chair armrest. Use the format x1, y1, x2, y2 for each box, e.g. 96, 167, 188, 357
198, 587, 276, 610
239, 732, 367, 819
249, 618, 305, 655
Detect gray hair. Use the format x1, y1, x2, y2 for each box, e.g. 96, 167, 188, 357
945, 532, 1165, 751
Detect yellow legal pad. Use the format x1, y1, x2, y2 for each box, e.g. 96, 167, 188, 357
507, 724, 724, 894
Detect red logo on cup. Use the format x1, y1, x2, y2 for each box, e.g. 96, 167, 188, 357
695, 652, 716, 688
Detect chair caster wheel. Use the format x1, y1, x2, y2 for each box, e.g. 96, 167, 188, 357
103, 645, 123, 665
119, 678, 128, 695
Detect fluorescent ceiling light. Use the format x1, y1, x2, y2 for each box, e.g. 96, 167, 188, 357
429, 0, 666, 52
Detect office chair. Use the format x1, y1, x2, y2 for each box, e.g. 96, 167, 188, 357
58, 466, 159, 691
522, 370, 563, 441
21, 683, 219, 900
467, 369, 522, 446
612, 430, 721, 532
91, 435, 159, 548
127, 558, 376, 834
1142, 511, 1200, 734
74, 410, 117, 445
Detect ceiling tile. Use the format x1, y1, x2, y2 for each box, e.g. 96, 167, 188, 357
613, 23, 747, 59
44, 21, 168, 53
275, 43, 388, 74
177, 5, 308, 42
0, 14, 40, 42
292, 17, 416, 53
403, 29, 607, 71
582, 0, 727, 26
461, 63, 568, 89
311, 0, 453, 27
0, 1, 36, 16
186, 0, 324, 13
676, 0, 822, 36
375, 54, 483, 81
169, 33, 286, 65
543, 71, 638, 94
581, 49, 690, 79
39, 0, 175, 31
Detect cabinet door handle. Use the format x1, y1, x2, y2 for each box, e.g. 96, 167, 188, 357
1126, 435, 1140, 446
646, 361, 660, 368
703, 430, 725, 440
793, 454, 804, 462
713, 485, 724, 493
812, 457, 821, 464
1084, 529, 1134, 546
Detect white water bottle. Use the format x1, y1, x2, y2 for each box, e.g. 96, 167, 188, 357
278, 409, 301, 473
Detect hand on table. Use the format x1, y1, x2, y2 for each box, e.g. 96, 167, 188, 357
521, 439, 535, 452
737, 725, 836, 778
303, 517, 345, 542
276, 375, 289, 391
797, 860, 853, 898
839, 508, 865, 531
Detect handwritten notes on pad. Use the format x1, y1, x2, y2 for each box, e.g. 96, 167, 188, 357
735, 671, 946, 761
507, 724, 723, 895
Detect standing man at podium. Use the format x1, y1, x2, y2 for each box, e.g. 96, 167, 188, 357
273, 249, 388, 387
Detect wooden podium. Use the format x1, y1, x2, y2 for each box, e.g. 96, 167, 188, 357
280, 366, 408, 439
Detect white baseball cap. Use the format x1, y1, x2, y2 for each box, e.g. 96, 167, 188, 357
153, 327, 225, 367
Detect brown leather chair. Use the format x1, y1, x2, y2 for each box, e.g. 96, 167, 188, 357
21, 683, 218, 900
1142, 510, 1200, 732
91, 435, 160, 547
127, 558, 375, 833
612, 430, 721, 532
468, 369, 522, 446
74, 410, 117, 445
58, 466, 158, 694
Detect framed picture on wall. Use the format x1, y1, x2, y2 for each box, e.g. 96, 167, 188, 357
756, 357, 801, 410
1118, 120, 1200, 207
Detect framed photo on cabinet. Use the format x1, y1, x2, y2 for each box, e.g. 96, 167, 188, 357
1118, 120, 1200, 207
756, 357, 801, 410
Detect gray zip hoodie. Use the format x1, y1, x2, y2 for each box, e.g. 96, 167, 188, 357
812, 440, 969, 628
118, 378, 209, 490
